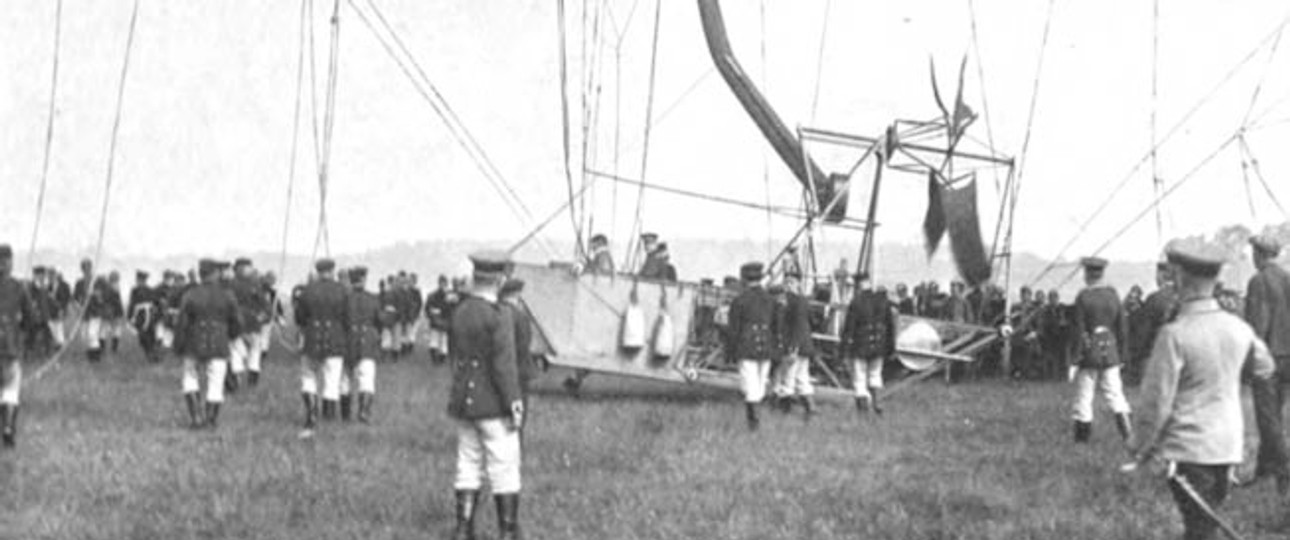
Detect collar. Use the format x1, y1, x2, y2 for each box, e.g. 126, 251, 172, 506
1177, 297, 1221, 317
470, 289, 498, 303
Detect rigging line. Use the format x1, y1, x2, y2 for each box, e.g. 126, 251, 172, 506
967, 0, 1002, 194
1240, 27, 1284, 127
32, 0, 142, 385
624, 0, 663, 271
280, 0, 310, 277
349, 0, 556, 257
557, 0, 584, 259
1002, 0, 1057, 303
27, 0, 63, 267
1238, 139, 1259, 221
1150, 0, 1163, 244
580, 0, 609, 253
808, 0, 832, 124
1028, 9, 1290, 287
306, 0, 324, 174
587, 169, 814, 218
760, 0, 773, 261
362, 0, 539, 224
616, 0, 644, 43
1240, 137, 1290, 220
611, 42, 621, 253
1048, 134, 1241, 291
314, 0, 342, 260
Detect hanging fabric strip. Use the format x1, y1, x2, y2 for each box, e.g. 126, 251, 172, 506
922, 170, 946, 257
942, 174, 991, 286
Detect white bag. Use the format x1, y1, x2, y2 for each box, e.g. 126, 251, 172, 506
621, 304, 646, 352
651, 312, 675, 360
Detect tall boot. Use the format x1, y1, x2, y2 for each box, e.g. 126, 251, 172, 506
452, 490, 480, 540
205, 402, 221, 429
869, 387, 884, 416
111, 337, 120, 353
855, 396, 871, 415
1, 405, 17, 448
224, 372, 240, 394
184, 392, 205, 430
302, 393, 317, 429
248, 371, 260, 388
340, 395, 352, 421
1114, 413, 1134, 443
87, 348, 101, 362
1074, 421, 1091, 443
0, 404, 9, 449
801, 396, 816, 421
358, 393, 373, 424
744, 403, 759, 431
321, 399, 337, 421
494, 493, 521, 540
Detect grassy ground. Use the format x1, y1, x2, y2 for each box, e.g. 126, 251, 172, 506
1, 338, 1287, 540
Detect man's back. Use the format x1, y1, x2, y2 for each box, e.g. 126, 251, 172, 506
1245, 262, 1290, 357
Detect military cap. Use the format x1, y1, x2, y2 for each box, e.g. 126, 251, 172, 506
234, 257, 253, 268
785, 245, 798, 252
739, 261, 764, 282
500, 278, 525, 296
1079, 256, 1108, 270
768, 283, 786, 295
1249, 234, 1281, 256
315, 258, 336, 272
136, 270, 149, 279
655, 242, 669, 254
1165, 238, 1225, 277
590, 233, 608, 245
349, 266, 368, 283
32, 266, 47, 276
469, 250, 512, 281
198, 259, 218, 276
640, 232, 659, 241
1156, 260, 1171, 271
853, 271, 871, 282
0, 244, 11, 260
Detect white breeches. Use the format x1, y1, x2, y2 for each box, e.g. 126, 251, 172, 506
48, 320, 66, 346
155, 323, 174, 349
253, 326, 271, 368
454, 418, 522, 494
380, 329, 398, 351
739, 359, 773, 403
1, 360, 21, 405
851, 357, 885, 399
339, 359, 376, 395
301, 356, 343, 400
401, 321, 418, 346
427, 328, 448, 353
84, 317, 105, 349
773, 354, 815, 397
1071, 366, 1130, 422
230, 331, 266, 374
181, 357, 227, 403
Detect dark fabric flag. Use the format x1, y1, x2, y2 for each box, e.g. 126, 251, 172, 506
943, 174, 992, 286
923, 170, 946, 257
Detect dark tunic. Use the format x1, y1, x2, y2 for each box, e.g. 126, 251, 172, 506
1073, 285, 1127, 369
0, 277, 34, 361
176, 282, 241, 361
295, 279, 350, 360
777, 291, 815, 358
345, 288, 384, 365
725, 284, 777, 362
447, 295, 520, 421
840, 289, 898, 360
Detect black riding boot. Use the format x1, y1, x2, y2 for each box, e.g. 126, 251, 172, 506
110, 337, 120, 353
302, 393, 317, 429
321, 399, 337, 421
1, 405, 16, 448
205, 402, 220, 429
1074, 421, 1091, 443
184, 392, 204, 430
358, 393, 373, 423
855, 396, 871, 415
1114, 413, 1133, 443
495, 493, 521, 540
452, 490, 480, 540
869, 388, 884, 416
801, 396, 816, 421
745, 403, 759, 431
0, 404, 9, 448
248, 371, 260, 388
340, 395, 352, 421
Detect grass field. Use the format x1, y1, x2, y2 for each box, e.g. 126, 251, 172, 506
1, 337, 1287, 540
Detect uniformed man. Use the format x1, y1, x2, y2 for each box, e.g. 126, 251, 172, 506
771, 271, 815, 418
103, 271, 126, 356
584, 233, 615, 275
425, 275, 452, 364
407, 273, 424, 356
73, 260, 107, 362
643, 242, 678, 282
0, 245, 34, 448
379, 276, 401, 360
295, 258, 350, 433
1126, 262, 1179, 387
499, 278, 537, 405
25, 267, 56, 359
894, 283, 915, 316
1070, 256, 1133, 445
726, 261, 776, 431
175, 259, 241, 430
448, 251, 524, 540
839, 272, 897, 415
1129, 239, 1278, 540
637, 232, 663, 277
1242, 234, 1290, 494
128, 270, 160, 362
341, 266, 384, 423
229, 259, 272, 388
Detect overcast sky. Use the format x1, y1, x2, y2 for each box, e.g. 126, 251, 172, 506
3, 0, 1290, 270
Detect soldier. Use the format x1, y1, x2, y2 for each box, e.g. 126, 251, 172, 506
894, 283, 915, 316
1129, 240, 1277, 540
49, 268, 70, 349
101, 271, 126, 356
726, 261, 776, 431
840, 272, 897, 415
499, 278, 537, 406
295, 258, 350, 434
128, 270, 160, 362
229, 259, 271, 388
175, 259, 241, 430
379, 276, 401, 360
642, 242, 678, 282
73, 259, 106, 361
636, 232, 660, 275
153, 271, 177, 353
0, 245, 34, 448
1069, 257, 1132, 445
25, 267, 56, 359
340, 267, 383, 423
771, 271, 815, 418
448, 251, 523, 540
584, 233, 615, 275
425, 275, 452, 364
1241, 234, 1290, 494
1127, 262, 1179, 388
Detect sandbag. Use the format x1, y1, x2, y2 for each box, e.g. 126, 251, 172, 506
620, 303, 646, 353
650, 312, 675, 362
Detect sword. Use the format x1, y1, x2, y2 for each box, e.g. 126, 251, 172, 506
1167, 466, 1246, 540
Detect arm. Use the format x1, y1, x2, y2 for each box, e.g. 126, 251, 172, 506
886, 304, 899, 357
725, 297, 743, 362
1132, 329, 1181, 461
1245, 276, 1271, 340
1247, 333, 1277, 382
490, 308, 522, 415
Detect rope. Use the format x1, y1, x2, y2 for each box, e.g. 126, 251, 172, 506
279, 0, 310, 278
808, 0, 832, 124
760, 0, 773, 261
1028, 10, 1290, 287
1150, 0, 1164, 243
966, 0, 1002, 193
557, 0, 585, 258
348, 0, 557, 258
31, 0, 142, 384
312, 0, 341, 260
623, 0, 663, 271
1239, 137, 1290, 220
26, 0, 63, 268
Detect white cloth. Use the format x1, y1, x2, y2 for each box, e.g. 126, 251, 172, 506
1070, 365, 1130, 422
773, 354, 814, 397
229, 338, 247, 375
251, 325, 271, 371
454, 418, 522, 494
300, 356, 343, 399
739, 359, 772, 403
401, 321, 419, 346
48, 320, 66, 347
181, 357, 227, 403
380, 329, 398, 351
84, 317, 104, 349
354, 359, 376, 394
1, 359, 21, 405
851, 357, 885, 399
427, 328, 448, 353
155, 323, 174, 349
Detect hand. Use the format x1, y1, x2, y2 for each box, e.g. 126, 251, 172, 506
510, 400, 524, 431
